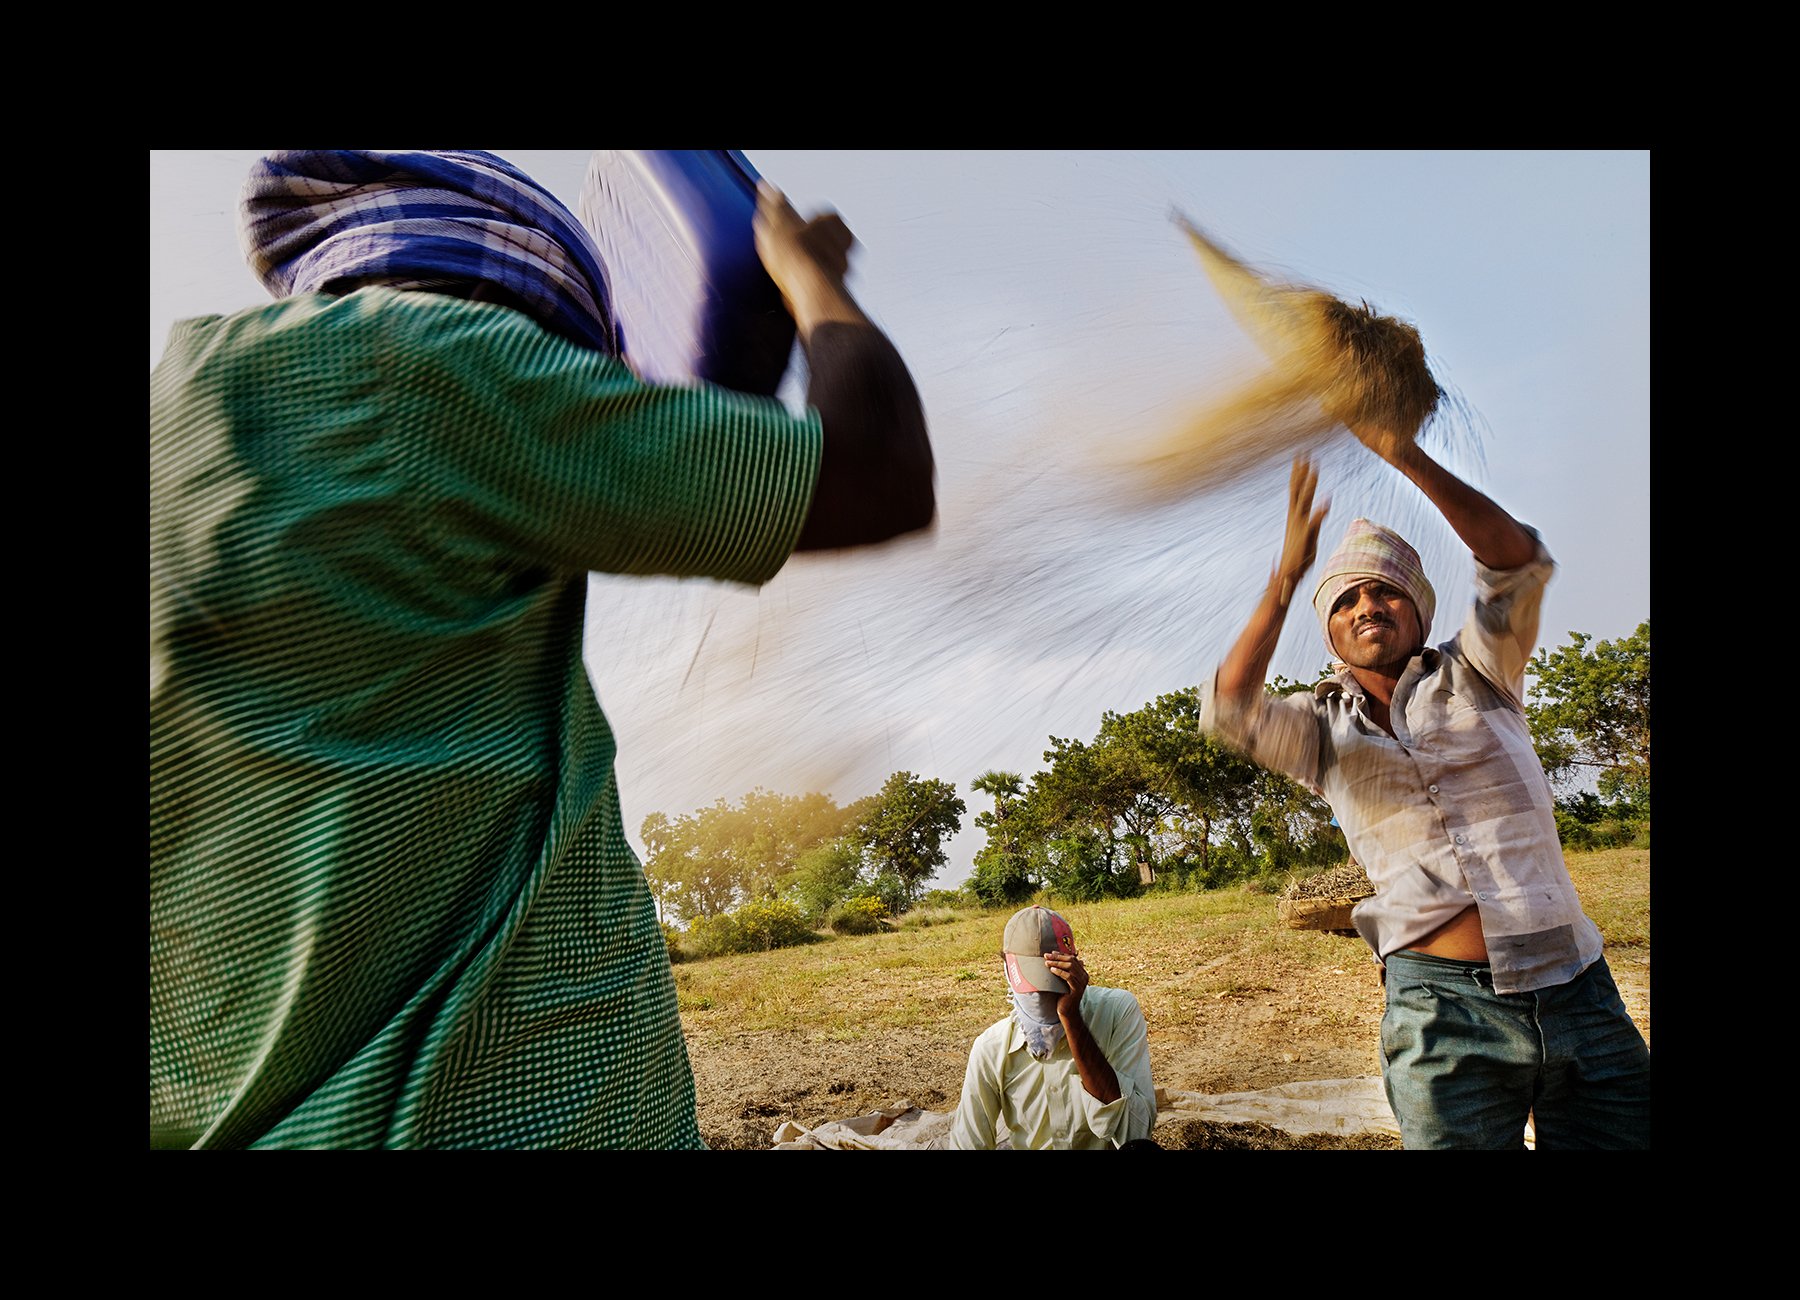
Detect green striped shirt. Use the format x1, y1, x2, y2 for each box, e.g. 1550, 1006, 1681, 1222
150, 289, 821, 1148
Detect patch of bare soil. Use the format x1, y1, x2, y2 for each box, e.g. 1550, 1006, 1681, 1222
684, 1025, 971, 1152
683, 937, 1651, 1151
1158, 1121, 1400, 1150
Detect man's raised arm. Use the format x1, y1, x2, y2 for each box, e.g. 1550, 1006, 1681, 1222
1351, 423, 1535, 571
753, 183, 934, 552
1216, 457, 1331, 700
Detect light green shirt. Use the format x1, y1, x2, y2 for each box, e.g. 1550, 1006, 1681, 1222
948, 987, 1157, 1149
150, 289, 821, 1148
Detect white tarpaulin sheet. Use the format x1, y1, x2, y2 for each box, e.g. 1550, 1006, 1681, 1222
768, 1076, 1403, 1149
772, 1100, 954, 1150
1153, 1076, 1399, 1139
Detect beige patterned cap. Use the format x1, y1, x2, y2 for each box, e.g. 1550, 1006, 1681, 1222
1312, 519, 1436, 660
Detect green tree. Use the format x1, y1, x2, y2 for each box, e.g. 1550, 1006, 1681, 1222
1040, 689, 1325, 893
1243, 763, 1343, 875
1023, 734, 1144, 899
640, 804, 744, 924
967, 685, 1345, 901
850, 771, 967, 912
641, 788, 857, 925
1009, 696, 1205, 898
1527, 622, 1650, 811
1115, 689, 1268, 888
785, 838, 865, 924
968, 771, 1037, 906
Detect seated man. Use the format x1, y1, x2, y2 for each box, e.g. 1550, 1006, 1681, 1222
949, 906, 1157, 1149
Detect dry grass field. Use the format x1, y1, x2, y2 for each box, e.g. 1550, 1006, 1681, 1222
676, 848, 1651, 1149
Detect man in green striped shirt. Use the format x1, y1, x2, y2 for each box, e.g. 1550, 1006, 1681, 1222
150, 151, 933, 1149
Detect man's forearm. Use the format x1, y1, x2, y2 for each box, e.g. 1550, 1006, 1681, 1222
796, 323, 934, 550
1218, 456, 1327, 695
1060, 1001, 1122, 1104
754, 183, 934, 552
1387, 442, 1536, 571
1217, 575, 1294, 698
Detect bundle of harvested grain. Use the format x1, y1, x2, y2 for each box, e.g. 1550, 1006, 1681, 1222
1120, 215, 1445, 498
1277, 861, 1375, 934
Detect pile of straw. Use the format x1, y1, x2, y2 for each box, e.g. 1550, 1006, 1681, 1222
1282, 861, 1375, 903
1120, 216, 1444, 497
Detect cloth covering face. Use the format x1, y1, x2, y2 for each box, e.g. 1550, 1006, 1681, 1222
1009, 991, 1066, 1059
949, 986, 1156, 1150
150, 288, 821, 1148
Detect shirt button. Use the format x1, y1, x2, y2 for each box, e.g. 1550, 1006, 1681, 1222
1477, 892, 1488, 900
1454, 834, 1466, 844
1428, 784, 1440, 794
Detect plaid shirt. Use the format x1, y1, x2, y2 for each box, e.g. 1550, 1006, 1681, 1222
1202, 539, 1603, 994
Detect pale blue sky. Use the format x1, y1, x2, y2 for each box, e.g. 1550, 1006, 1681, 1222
150, 150, 1649, 886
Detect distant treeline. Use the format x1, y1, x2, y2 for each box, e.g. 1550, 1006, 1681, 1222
643, 623, 1649, 953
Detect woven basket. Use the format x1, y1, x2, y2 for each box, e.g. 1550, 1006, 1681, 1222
1276, 895, 1366, 932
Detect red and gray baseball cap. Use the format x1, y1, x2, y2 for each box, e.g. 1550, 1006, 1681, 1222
1002, 906, 1076, 994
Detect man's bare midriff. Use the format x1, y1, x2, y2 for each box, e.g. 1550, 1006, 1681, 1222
1405, 904, 1489, 961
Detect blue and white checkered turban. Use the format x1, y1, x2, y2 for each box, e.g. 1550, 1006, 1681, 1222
239, 150, 618, 354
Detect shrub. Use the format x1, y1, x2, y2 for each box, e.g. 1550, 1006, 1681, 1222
680, 899, 818, 958
1554, 791, 1648, 852
1163, 840, 1259, 894
682, 912, 744, 960
661, 919, 687, 964
969, 849, 1036, 907
1554, 809, 1647, 852
827, 895, 890, 935
733, 899, 815, 952
918, 887, 977, 911
893, 905, 970, 931
786, 839, 864, 926
1554, 809, 1596, 851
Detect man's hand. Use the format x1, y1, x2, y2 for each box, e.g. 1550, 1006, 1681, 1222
1043, 946, 1122, 1104
1276, 456, 1330, 608
1215, 457, 1326, 697
1346, 415, 1419, 467
1042, 948, 1089, 1014
753, 182, 863, 341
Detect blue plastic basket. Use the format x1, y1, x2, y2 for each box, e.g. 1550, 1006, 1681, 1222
579, 150, 797, 396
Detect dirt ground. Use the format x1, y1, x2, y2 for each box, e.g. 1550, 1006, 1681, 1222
683, 941, 1651, 1150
